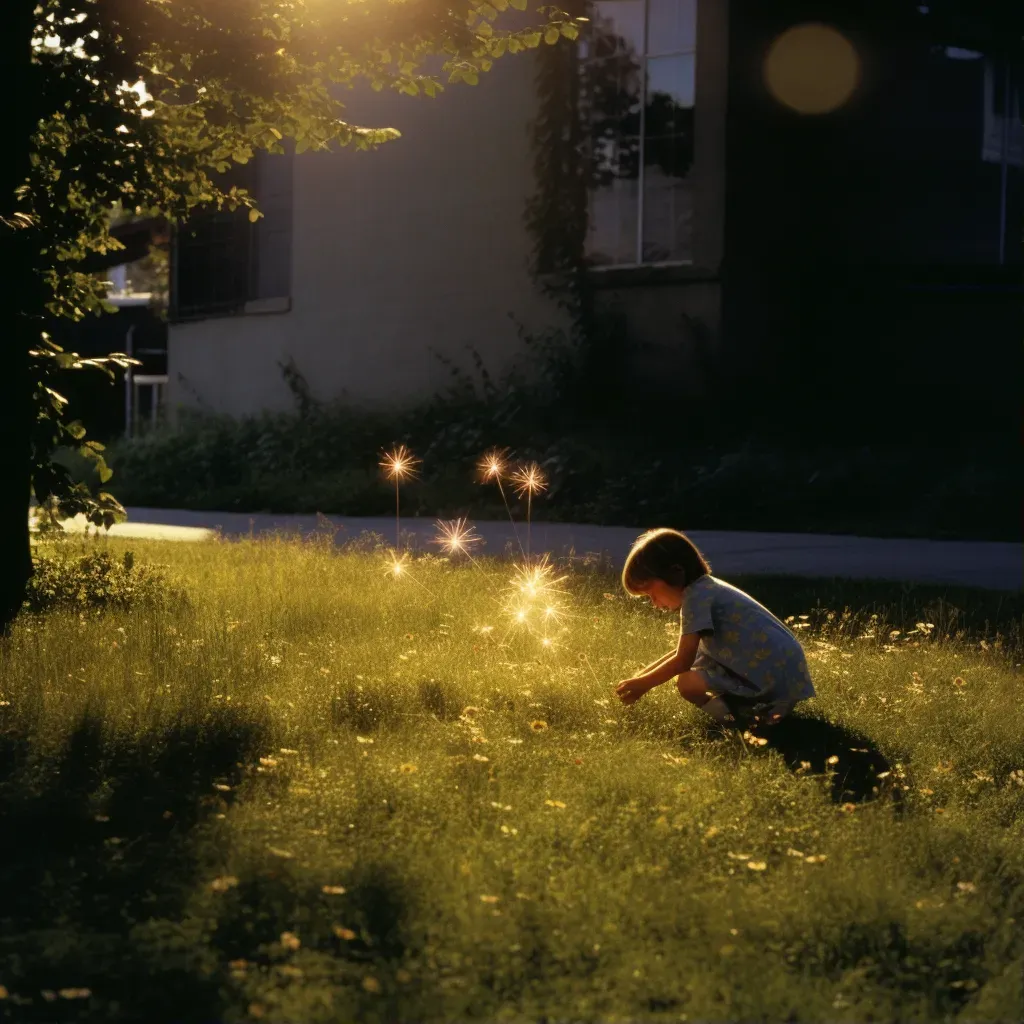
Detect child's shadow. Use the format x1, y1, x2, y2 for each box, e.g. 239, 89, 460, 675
703, 713, 903, 811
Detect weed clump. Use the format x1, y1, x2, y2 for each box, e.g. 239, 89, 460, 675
24, 548, 186, 614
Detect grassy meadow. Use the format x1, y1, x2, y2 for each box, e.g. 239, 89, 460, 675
1, 534, 1023, 1023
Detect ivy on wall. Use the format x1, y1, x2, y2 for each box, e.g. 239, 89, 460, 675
523, 8, 639, 413
524, 0, 592, 340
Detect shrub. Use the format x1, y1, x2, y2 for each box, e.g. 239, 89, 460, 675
105, 336, 1022, 541
24, 548, 187, 614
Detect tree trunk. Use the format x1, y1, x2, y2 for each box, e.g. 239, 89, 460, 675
0, 3, 44, 634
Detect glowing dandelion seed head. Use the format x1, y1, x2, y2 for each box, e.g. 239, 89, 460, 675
432, 518, 482, 556
478, 447, 510, 482
503, 556, 569, 646
384, 550, 411, 577
511, 461, 548, 498
380, 444, 420, 481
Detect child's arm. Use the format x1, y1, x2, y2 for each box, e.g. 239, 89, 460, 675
616, 633, 701, 704
636, 650, 679, 676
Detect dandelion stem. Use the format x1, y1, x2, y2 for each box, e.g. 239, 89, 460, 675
527, 492, 532, 563
496, 478, 525, 559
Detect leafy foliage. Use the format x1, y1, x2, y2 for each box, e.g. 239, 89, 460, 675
30, 333, 135, 531
24, 546, 184, 613
15, 0, 586, 531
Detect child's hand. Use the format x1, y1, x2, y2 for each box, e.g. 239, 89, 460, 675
615, 678, 651, 706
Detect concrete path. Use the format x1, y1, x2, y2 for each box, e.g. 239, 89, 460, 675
43, 507, 1023, 592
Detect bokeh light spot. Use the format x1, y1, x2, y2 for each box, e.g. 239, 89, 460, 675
764, 23, 860, 114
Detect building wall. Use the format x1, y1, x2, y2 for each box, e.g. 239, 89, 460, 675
169, 51, 566, 417
720, 0, 1022, 440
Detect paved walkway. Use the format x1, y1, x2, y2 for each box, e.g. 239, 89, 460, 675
43, 507, 1023, 592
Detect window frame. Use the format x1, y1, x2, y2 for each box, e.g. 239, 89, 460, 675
581, 0, 698, 271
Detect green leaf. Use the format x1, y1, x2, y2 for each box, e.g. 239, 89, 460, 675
65, 420, 86, 440
544, 25, 561, 44
524, 30, 542, 47
248, 207, 262, 223
98, 464, 114, 484
509, 0, 527, 9
560, 22, 579, 39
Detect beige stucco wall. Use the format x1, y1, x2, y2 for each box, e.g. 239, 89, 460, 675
170, 0, 730, 417
169, 51, 564, 417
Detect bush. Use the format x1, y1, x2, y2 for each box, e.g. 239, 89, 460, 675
24, 548, 187, 614
105, 336, 1022, 541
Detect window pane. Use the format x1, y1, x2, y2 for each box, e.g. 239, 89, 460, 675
646, 52, 695, 111
587, 137, 640, 265
642, 55, 695, 262
642, 144, 693, 262
647, 0, 696, 56
587, 55, 643, 142
590, 0, 645, 60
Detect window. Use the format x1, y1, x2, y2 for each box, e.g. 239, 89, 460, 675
171, 148, 294, 321
580, 0, 696, 267
982, 59, 1023, 168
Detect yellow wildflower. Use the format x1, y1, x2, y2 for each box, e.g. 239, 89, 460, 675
58, 989, 91, 1000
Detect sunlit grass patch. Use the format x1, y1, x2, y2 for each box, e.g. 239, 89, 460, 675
0, 536, 1021, 1022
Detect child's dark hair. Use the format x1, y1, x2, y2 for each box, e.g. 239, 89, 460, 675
621, 528, 711, 594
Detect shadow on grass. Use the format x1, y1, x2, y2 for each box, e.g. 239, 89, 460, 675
0, 705, 268, 1022
700, 712, 903, 810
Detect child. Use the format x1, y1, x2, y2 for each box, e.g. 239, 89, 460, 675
614, 528, 815, 730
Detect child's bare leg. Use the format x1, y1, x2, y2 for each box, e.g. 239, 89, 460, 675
675, 671, 736, 726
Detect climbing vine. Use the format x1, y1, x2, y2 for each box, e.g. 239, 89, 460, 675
524, 0, 591, 339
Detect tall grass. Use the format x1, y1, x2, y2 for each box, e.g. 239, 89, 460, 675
0, 536, 1021, 1023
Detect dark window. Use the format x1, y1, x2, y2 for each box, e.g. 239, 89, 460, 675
170, 149, 294, 321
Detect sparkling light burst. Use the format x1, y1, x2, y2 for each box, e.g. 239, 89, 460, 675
379, 444, 420, 550
501, 555, 569, 649
381, 548, 437, 600
383, 550, 411, 577
380, 444, 420, 482
477, 447, 509, 483
510, 461, 547, 561
432, 518, 483, 558
511, 462, 547, 499
477, 447, 524, 557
